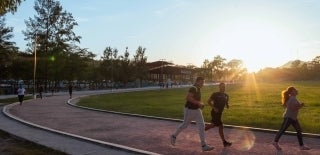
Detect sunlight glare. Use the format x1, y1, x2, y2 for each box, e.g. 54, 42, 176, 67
212, 18, 297, 72
229, 128, 256, 151
242, 73, 261, 106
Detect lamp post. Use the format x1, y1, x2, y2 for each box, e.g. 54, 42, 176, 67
33, 33, 37, 99
111, 49, 113, 92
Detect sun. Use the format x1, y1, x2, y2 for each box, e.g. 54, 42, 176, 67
211, 18, 296, 73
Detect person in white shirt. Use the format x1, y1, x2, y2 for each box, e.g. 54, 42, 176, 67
17, 86, 26, 105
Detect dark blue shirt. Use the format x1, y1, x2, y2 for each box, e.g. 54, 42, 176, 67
210, 92, 228, 113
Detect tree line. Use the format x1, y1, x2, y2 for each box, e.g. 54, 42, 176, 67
0, 0, 151, 92
255, 57, 320, 81
1, 0, 320, 94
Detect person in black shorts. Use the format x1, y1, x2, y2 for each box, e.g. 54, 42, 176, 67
205, 82, 232, 147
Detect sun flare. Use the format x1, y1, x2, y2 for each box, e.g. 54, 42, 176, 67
212, 18, 297, 72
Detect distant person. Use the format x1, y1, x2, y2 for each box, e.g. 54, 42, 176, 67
68, 84, 73, 99
39, 85, 44, 99
51, 86, 54, 96
170, 77, 214, 152
205, 82, 232, 147
166, 78, 172, 88
17, 85, 26, 105
272, 86, 310, 150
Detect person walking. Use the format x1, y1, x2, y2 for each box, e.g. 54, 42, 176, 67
205, 82, 232, 147
68, 83, 73, 99
170, 77, 214, 152
39, 85, 44, 99
272, 86, 310, 150
17, 85, 26, 105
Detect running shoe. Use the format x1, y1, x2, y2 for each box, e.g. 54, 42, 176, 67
202, 144, 214, 151
300, 145, 310, 150
170, 135, 176, 146
272, 142, 282, 150
223, 141, 232, 147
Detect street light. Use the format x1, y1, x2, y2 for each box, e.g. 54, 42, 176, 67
33, 33, 37, 99
111, 49, 113, 92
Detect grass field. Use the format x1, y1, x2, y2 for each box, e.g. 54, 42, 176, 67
78, 79, 320, 134
0, 130, 67, 155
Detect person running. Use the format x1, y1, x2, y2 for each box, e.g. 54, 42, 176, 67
68, 83, 73, 99
170, 77, 214, 152
272, 86, 310, 150
17, 85, 26, 105
205, 82, 232, 147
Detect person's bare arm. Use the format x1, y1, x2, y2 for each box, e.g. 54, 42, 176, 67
207, 98, 218, 112
186, 92, 203, 108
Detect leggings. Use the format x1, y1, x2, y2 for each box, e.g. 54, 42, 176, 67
274, 117, 303, 146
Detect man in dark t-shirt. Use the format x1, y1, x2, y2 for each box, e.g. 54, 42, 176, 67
170, 77, 214, 152
205, 82, 232, 147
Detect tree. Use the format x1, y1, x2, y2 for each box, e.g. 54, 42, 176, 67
23, 0, 81, 90
310, 56, 320, 79
0, 16, 18, 79
210, 55, 226, 81
100, 46, 118, 88
0, 0, 24, 15
132, 46, 148, 87
118, 47, 133, 87
200, 59, 212, 81
226, 59, 245, 82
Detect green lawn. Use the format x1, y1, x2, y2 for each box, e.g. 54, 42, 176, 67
0, 130, 67, 155
78, 80, 320, 134
0, 96, 32, 105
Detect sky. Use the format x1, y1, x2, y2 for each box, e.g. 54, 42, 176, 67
5, 0, 320, 72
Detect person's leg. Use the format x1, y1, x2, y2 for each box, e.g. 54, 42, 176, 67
194, 109, 206, 146
214, 113, 225, 141
215, 113, 232, 147
274, 118, 291, 142
18, 95, 22, 105
273, 117, 291, 150
195, 109, 214, 151
173, 108, 194, 136
291, 119, 303, 146
171, 108, 196, 146
218, 125, 226, 142
205, 123, 215, 130
292, 119, 310, 150
205, 110, 218, 131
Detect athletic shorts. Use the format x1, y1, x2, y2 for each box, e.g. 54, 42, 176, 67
211, 110, 223, 126
18, 95, 24, 102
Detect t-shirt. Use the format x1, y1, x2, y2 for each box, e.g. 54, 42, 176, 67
210, 92, 229, 113
17, 88, 26, 95
284, 96, 300, 120
185, 85, 201, 109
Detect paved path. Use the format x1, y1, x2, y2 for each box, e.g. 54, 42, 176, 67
2, 89, 320, 155
0, 105, 137, 155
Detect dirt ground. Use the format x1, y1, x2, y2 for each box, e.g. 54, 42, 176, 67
0, 130, 67, 155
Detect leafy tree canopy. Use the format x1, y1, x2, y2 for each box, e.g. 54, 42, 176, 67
0, 0, 24, 15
